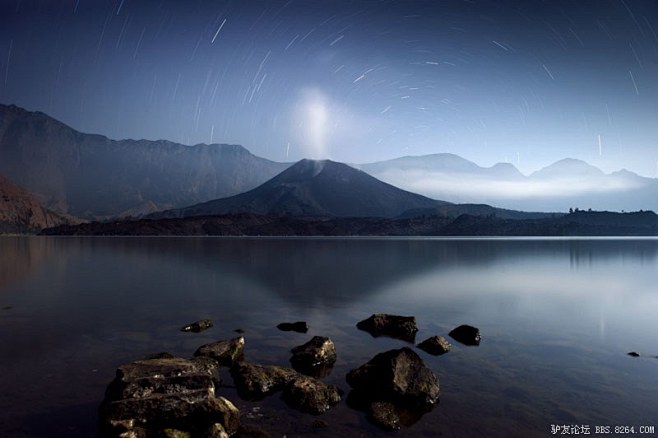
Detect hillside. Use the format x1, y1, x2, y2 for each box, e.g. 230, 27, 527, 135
0, 174, 73, 234
0, 104, 289, 219
152, 159, 449, 219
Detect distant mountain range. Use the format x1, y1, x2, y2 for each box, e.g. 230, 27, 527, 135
360, 154, 658, 213
0, 104, 288, 219
2, 103, 657, 227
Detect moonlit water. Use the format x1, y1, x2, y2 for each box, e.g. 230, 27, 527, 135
1, 237, 657, 437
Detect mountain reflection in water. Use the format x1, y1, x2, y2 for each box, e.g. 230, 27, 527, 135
0, 237, 657, 437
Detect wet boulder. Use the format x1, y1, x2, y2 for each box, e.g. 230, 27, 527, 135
290, 336, 337, 377
206, 423, 230, 438
356, 314, 418, 343
180, 319, 213, 333
449, 324, 481, 346
194, 336, 245, 367
282, 375, 343, 414
346, 347, 439, 409
417, 336, 452, 355
99, 356, 239, 437
230, 362, 298, 400
277, 321, 309, 333
231, 361, 342, 415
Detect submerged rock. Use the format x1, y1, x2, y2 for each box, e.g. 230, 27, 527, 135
277, 321, 309, 333
282, 375, 343, 414
346, 347, 439, 430
356, 313, 418, 343
290, 336, 337, 377
194, 336, 245, 367
449, 324, 481, 346
99, 356, 239, 437
367, 401, 402, 431
417, 336, 452, 355
180, 319, 213, 333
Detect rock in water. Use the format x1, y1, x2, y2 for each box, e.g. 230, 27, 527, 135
627, 352, 640, 357
417, 336, 452, 355
180, 319, 213, 333
282, 375, 343, 414
277, 321, 309, 333
230, 362, 299, 400
356, 314, 418, 342
231, 361, 342, 415
99, 356, 239, 437
449, 324, 481, 346
194, 337, 245, 367
367, 401, 402, 431
346, 347, 439, 409
346, 347, 439, 430
290, 336, 337, 377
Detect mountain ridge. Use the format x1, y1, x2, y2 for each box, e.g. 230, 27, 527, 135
150, 159, 449, 219
0, 103, 289, 219
2, 103, 656, 218
361, 153, 657, 213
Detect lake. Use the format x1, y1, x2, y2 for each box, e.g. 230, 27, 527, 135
1, 236, 657, 437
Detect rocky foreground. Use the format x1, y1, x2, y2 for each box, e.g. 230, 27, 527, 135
98, 314, 481, 437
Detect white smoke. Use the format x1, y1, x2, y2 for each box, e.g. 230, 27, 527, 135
292, 88, 330, 159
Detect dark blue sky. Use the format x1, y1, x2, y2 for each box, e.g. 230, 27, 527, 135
1, 0, 657, 176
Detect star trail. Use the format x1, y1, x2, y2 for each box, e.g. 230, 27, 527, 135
1, 0, 657, 176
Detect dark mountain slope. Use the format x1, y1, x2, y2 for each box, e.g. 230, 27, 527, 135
0, 104, 289, 218
0, 174, 74, 234
153, 159, 449, 219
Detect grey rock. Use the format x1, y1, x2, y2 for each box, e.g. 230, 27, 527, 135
180, 319, 213, 333
282, 375, 342, 414
367, 401, 402, 431
230, 362, 298, 400
99, 356, 239, 437
194, 336, 245, 367
356, 314, 418, 342
346, 347, 439, 409
346, 348, 439, 430
206, 423, 229, 438
417, 336, 452, 355
290, 336, 337, 377
231, 361, 342, 415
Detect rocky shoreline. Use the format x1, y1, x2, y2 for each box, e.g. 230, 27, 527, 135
99, 315, 481, 437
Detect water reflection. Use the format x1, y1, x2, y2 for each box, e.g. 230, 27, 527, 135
5, 236, 653, 303
1, 237, 657, 437
0, 237, 54, 293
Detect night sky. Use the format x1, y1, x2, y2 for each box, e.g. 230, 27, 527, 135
1, 0, 657, 176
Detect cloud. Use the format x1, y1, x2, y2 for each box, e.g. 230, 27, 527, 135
372, 169, 644, 202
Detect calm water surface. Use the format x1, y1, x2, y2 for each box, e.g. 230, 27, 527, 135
0, 237, 657, 437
